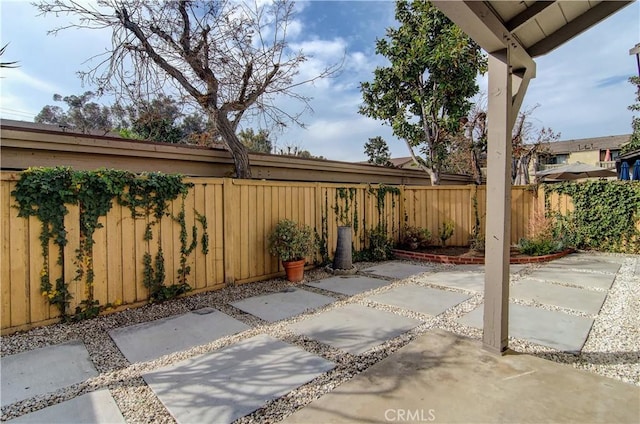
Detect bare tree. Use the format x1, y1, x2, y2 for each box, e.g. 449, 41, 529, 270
35, 0, 340, 178
0, 43, 19, 71
511, 106, 559, 185
449, 102, 557, 185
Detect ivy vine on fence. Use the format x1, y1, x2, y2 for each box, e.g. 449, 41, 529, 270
11, 167, 209, 321
544, 180, 640, 254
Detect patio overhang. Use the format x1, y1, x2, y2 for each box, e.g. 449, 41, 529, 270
431, 0, 632, 355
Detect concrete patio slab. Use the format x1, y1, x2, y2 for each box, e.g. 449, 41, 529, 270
368, 285, 471, 316
360, 261, 434, 279
527, 268, 616, 290
230, 288, 335, 322
450, 264, 527, 273
288, 304, 421, 355
543, 257, 621, 274
458, 304, 593, 353
143, 334, 334, 424
7, 390, 125, 423
283, 329, 640, 424
569, 253, 628, 264
305, 275, 392, 295
1, 340, 98, 407
512, 278, 608, 315
421, 271, 487, 292
109, 308, 249, 363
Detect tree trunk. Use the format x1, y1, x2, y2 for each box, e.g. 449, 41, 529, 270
212, 111, 252, 179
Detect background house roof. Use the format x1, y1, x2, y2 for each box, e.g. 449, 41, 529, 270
542, 134, 631, 154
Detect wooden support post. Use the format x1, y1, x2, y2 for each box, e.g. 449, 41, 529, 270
484, 49, 513, 354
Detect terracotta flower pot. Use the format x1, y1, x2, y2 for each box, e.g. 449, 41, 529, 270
282, 259, 305, 282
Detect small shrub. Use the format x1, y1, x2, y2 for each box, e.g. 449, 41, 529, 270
439, 220, 455, 246
518, 210, 564, 256
268, 219, 318, 262
355, 226, 394, 262
469, 233, 485, 253
401, 226, 431, 250
518, 238, 564, 256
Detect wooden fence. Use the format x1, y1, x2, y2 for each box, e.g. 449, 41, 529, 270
0, 172, 563, 334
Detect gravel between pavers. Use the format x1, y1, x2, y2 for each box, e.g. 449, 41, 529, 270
1, 255, 638, 423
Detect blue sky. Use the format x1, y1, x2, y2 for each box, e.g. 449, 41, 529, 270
1, 0, 638, 162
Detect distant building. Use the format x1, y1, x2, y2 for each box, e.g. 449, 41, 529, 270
536, 134, 631, 172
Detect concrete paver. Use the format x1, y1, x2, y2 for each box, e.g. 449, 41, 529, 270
361, 261, 434, 279
512, 278, 608, 314
305, 275, 391, 295
542, 257, 621, 274
527, 268, 616, 290
109, 308, 250, 363
1, 340, 98, 407
449, 264, 527, 273
421, 271, 486, 292
283, 329, 640, 424
230, 288, 335, 322
368, 285, 471, 316
288, 304, 421, 355
7, 390, 125, 423
143, 334, 334, 424
569, 253, 628, 264
458, 303, 594, 352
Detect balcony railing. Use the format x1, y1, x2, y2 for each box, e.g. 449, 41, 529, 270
596, 161, 616, 170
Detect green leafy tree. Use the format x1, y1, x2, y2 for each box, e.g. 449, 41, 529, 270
359, 0, 486, 185
364, 136, 393, 166
35, 91, 113, 134
113, 95, 200, 144
35, 0, 339, 179
623, 76, 640, 154
239, 128, 272, 154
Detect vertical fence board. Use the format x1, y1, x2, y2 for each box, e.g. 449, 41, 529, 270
193, 184, 206, 289
160, 201, 175, 288
92, 216, 108, 307
25, 217, 47, 325
106, 204, 123, 305
1, 183, 13, 327
64, 204, 82, 314
120, 205, 137, 305
134, 217, 148, 302
255, 185, 266, 278
182, 189, 196, 287
209, 183, 223, 287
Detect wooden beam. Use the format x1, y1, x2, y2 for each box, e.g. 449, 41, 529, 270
484, 49, 513, 355
432, 0, 536, 76
528, 1, 633, 57
505, 1, 555, 32
510, 66, 535, 129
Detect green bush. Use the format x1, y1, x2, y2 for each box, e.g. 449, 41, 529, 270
518, 237, 564, 256
354, 226, 394, 262
268, 219, 318, 262
401, 225, 431, 249
439, 220, 455, 246
545, 181, 640, 254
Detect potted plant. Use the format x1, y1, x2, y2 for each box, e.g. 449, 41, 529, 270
268, 219, 318, 282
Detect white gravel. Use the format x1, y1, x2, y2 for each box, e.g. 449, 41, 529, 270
2, 254, 638, 423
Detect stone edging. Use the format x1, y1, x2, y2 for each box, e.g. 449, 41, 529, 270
391, 248, 574, 265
